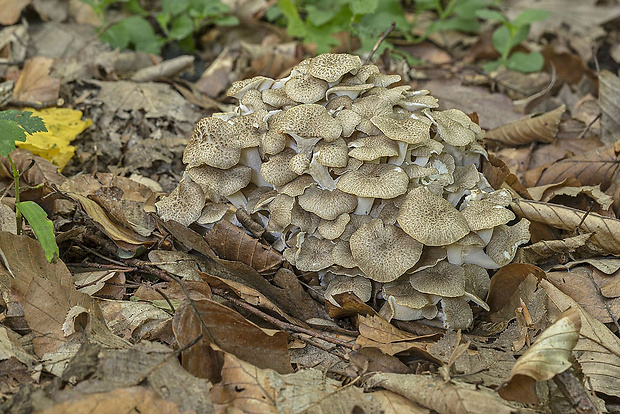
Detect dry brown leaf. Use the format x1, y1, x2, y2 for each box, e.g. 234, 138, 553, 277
0, 149, 65, 187
523, 140, 620, 190
511, 198, 620, 255
37, 386, 182, 414
0, 232, 128, 358
13, 56, 61, 103
542, 279, 620, 398
356, 315, 440, 360
366, 373, 534, 414
211, 352, 406, 414
486, 105, 564, 146
528, 179, 613, 211
205, 220, 283, 274
528, 136, 603, 171
547, 266, 620, 323
599, 70, 620, 144
482, 154, 532, 199
498, 308, 581, 404
487, 263, 546, 316
172, 298, 292, 383
492, 146, 533, 178
513, 233, 593, 265
350, 347, 413, 376
327, 291, 378, 319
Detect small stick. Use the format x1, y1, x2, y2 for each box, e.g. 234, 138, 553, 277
364, 22, 396, 65
553, 368, 599, 414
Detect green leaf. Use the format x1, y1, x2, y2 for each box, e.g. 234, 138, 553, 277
15, 201, 59, 263
481, 59, 502, 73
0, 120, 26, 157
0, 110, 47, 134
100, 22, 130, 49
350, 0, 378, 16
162, 0, 190, 15
213, 15, 239, 26
511, 25, 530, 48
513, 9, 550, 27
506, 51, 545, 73
476, 9, 507, 23
278, 0, 307, 37
492, 25, 511, 56
168, 14, 194, 39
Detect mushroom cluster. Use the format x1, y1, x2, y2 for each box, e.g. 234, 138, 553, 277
157, 53, 530, 329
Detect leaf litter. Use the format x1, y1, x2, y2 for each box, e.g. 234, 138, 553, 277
0, 0, 620, 413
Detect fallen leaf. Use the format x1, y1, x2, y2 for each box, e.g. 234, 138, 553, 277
172, 298, 292, 382
599, 70, 620, 144
499, 308, 581, 404
513, 233, 593, 265
16, 107, 92, 170
486, 105, 564, 146
511, 198, 620, 255
205, 219, 283, 274
13, 56, 60, 103
487, 263, 546, 316
0, 0, 31, 26
542, 279, 620, 398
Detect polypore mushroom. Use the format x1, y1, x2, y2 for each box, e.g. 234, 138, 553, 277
183, 118, 241, 169
156, 178, 205, 226
324, 275, 371, 306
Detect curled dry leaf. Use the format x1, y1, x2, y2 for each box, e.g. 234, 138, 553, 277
172, 298, 292, 383
498, 308, 581, 404
13, 56, 60, 103
366, 373, 534, 414
513, 233, 593, 266
599, 70, 620, 144
510, 198, 620, 255
482, 154, 532, 199
528, 178, 613, 211
205, 219, 283, 274
542, 279, 620, 398
485, 105, 564, 146
487, 263, 546, 316
523, 140, 620, 190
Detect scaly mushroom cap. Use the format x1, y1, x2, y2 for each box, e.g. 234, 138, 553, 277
460, 199, 516, 231
260, 148, 299, 187
314, 138, 348, 167
183, 118, 240, 169
349, 219, 423, 283
398, 186, 469, 246
317, 213, 351, 239
337, 163, 409, 199
188, 164, 251, 197
227, 76, 274, 98
324, 275, 372, 306
285, 74, 329, 103
155, 179, 205, 226
431, 109, 482, 147
297, 185, 357, 220
408, 260, 466, 297
371, 115, 432, 145
275, 103, 343, 142
486, 219, 531, 267
308, 53, 362, 82
294, 236, 335, 271
348, 134, 399, 161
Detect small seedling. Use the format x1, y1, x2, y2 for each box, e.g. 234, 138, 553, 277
416, 0, 497, 39
0, 110, 59, 263
476, 8, 550, 73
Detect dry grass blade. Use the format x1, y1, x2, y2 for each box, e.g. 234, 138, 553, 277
205, 220, 282, 274
511, 198, 620, 255
523, 140, 620, 189
599, 71, 620, 144
486, 105, 564, 146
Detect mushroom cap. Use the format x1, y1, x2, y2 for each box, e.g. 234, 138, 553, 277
275, 103, 343, 142
285, 74, 329, 104
349, 219, 423, 283
155, 179, 205, 226
183, 117, 240, 169
317, 213, 350, 239
325, 95, 353, 111
229, 111, 266, 149
288, 153, 310, 175
227, 76, 274, 98
486, 219, 531, 267
383, 278, 432, 310
294, 236, 335, 271
324, 275, 372, 306
431, 109, 482, 147
441, 297, 473, 329
460, 200, 516, 231
262, 88, 297, 108
371, 115, 432, 145
188, 164, 252, 197
197, 202, 231, 225
335, 109, 362, 137
314, 138, 348, 167
291, 201, 320, 233
398, 186, 470, 246
367, 73, 402, 88
332, 240, 356, 268
308, 53, 362, 82
408, 260, 466, 297
239, 89, 266, 112
326, 83, 374, 100
348, 134, 399, 161
278, 175, 314, 197
261, 129, 287, 155
336, 163, 409, 199
260, 148, 299, 187
297, 185, 357, 220
267, 194, 294, 232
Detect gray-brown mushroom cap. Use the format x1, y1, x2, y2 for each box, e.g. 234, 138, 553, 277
285, 74, 329, 104
350, 219, 423, 283
297, 185, 357, 220
155, 179, 205, 226
183, 117, 241, 169
408, 260, 466, 297
336, 163, 409, 199
371, 115, 432, 145
308, 53, 362, 82
188, 164, 251, 197
275, 103, 343, 142
294, 236, 335, 271
398, 186, 470, 246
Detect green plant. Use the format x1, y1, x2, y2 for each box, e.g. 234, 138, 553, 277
271, 0, 411, 54
416, 0, 497, 38
0, 110, 59, 263
476, 8, 550, 73
81, 0, 239, 54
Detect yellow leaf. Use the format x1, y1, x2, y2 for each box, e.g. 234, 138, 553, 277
16, 107, 92, 171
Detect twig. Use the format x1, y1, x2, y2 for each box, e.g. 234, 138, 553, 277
364, 22, 396, 65
553, 368, 600, 414
213, 287, 355, 350
136, 334, 203, 384
578, 114, 601, 138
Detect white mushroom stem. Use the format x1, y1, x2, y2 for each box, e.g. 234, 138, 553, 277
309, 158, 337, 190
477, 228, 494, 245
463, 292, 490, 311
236, 104, 254, 116
225, 191, 248, 209
354, 196, 375, 215
446, 243, 465, 266
240, 147, 272, 188
412, 156, 429, 167
286, 131, 322, 157
271, 76, 291, 89
388, 296, 425, 321
388, 141, 409, 165
463, 246, 500, 269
